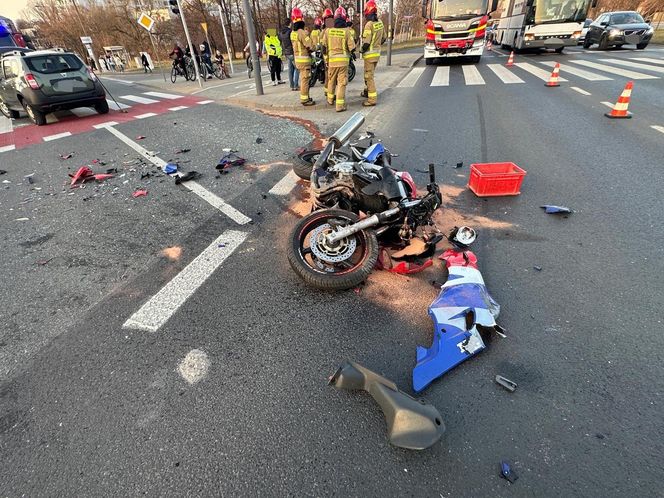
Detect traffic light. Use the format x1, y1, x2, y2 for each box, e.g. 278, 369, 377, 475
169, 0, 180, 15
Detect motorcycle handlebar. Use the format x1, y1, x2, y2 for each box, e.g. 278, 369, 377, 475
429, 163, 436, 184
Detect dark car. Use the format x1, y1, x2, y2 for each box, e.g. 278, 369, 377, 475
583, 11, 654, 50
0, 49, 107, 126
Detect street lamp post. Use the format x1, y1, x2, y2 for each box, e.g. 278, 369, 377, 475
387, 0, 394, 66
174, 0, 203, 87
242, 0, 263, 95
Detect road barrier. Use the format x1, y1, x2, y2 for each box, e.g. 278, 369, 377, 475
545, 63, 561, 87
605, 81, 633, 119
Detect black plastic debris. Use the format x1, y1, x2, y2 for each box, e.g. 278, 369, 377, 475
216, 153, 246, 170
495, 375, 517, 392
59, 153, 74, 160
175, 148, 191, 154
541, 205, 572, 214
256, 137, 263, 144
0, 170, 6, 175
533, 265, 542, 271
455, 161, 463, 168
500, 461, 518, 483
174, 171, 201, 184
25, 174, 34, 184
140, 172, 153, 180
106, 168, 118, 174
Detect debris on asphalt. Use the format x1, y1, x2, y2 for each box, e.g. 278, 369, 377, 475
329, 361, 445, 450
69, 166, 114, 187
163, 162, 178, 174
161, 246, 182, 260
174, 171, 201, 184
455, 161, 464, 168
106, 168, 118, 174
25, 174, 35, 184
132, 189, 148, 198
0, 169, 6, 175
175, 148, 191, 154
256, 137, 263, 144
3, 179, 11, 184
15, 217, 30, 221
500, 461, 519, 483
533, 265, 542, 271
216, 153, 246, 170
140, 172, 153, 180
36, 258, 53, 266
495, 375, 517, 392
541, 205, 572, 214
59, 152, 74, 160
136, 135, 146, 140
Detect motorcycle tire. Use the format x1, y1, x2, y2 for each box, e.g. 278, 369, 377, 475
287, 209, 379, 291
293, 149, 352, 180
349, 61, 356, 82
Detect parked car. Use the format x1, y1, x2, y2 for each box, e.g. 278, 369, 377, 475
578, 18, 592, 45
0, 15, 29, 54
583, 11, 654, 50
0, 49, 107, 125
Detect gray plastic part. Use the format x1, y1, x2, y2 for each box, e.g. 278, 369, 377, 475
329, 361, 445, 450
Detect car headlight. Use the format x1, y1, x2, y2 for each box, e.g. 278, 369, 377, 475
524, 33, 534, 41
571, 30, 582, 38
646, 26, 654, 34
609, 28, 622, 37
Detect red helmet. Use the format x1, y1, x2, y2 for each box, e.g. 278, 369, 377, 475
314, 17, 323, 28
322, 8, 333, 19
291, 7, 303, 22
334, 6, 347, 19
364, 0, 377, 15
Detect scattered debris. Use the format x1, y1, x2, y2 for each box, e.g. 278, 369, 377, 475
0, 170, 6, 175
216, 153, 246, 170
25, 174, 35, 184
500, 461, 518, 483
174, 171, 201, 184
69, 166, 114, 187
495, 375, 517, 392
161, 246, 182, 260
106, 167, 118, 174
163, 162, 178, 174
329, 361, 445, 450
36, 258, 53, 266
59, 153, 74, 160
256, 137, 263, 144
533, 265, 542, 271
454, 161, 464, 168
136, 135, 146, 140
3, 179, 11, 184
132, 189, 148, 198
15, 217, 30, 221
140, 172, 153, 180
175, 148, 191, 154
541, 205, 572, 214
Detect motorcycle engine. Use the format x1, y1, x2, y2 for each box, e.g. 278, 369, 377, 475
311, 162, 356, 210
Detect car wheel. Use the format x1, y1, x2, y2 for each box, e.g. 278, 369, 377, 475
598, 34, 609, 50
582, 38, 592, 49
95, 99, 109, 114
554, 47, 564, 54
23, 102, 47, 126
425, 58, 434, 65
470, 55, 481, 63
636, 42, 648, 49
0, 98, 19, 119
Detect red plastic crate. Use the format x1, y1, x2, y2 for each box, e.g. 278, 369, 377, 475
468, 162, 527, 197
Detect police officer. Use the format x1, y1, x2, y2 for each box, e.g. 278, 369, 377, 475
290, 8, 315, 106
360, 0, 386, 107
322, 6, 356, 112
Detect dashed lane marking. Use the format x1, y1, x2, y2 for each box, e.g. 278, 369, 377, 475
571, 86, 591, 95
43, 132, 72, 141
123, 230, 248, 332
486, 64, 524, 83
103, 125, 251, 225
168, 106, 189, 111
269, 170, 300, 195
0, 144, 16, 153
119, 94, 160, 104
650, 125, 664, 134
143, 91, 183, 100
93, 121, 119, 129
397, 67, 426, 87
196, 100, 214, 104
134, 112, 158, 119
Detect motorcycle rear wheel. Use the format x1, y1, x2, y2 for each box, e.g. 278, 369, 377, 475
293, 149, 352, 180
288, 209, 379, 290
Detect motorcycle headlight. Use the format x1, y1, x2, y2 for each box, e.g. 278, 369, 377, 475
609, 28, 622, 37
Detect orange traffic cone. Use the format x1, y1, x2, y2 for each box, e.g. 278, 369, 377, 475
545, 63, 561, 87
506, 51, 514, 67
486, 39, 493, 51
605, 81, 633, 119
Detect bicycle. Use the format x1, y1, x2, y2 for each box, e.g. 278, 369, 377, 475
170, 59, 189, 83
211, 60, 228, 79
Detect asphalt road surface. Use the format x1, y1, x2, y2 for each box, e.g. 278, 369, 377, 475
1, 45, 663, 497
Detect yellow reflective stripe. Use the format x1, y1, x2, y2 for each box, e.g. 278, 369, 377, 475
363, 52, 380, 59
426, 28, 437, 34
300, 95, 310, 101
367, 92, 377, 97
290, 32, 298, 41
328, 28, 346, 37
336, 99, 345, 104
295, 56, 311, 63
328, 56, 349, 62
468, 23, 487, 33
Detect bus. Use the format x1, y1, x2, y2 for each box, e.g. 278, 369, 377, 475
422, 0, 499, 64
494, 0, 596, 52
0, 15, 29, 53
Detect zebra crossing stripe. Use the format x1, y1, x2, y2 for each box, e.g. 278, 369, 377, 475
119, 95, 160, 104
632, 58, 664, 66
598, 58, 664, 75
486, 64, 524, 83
397, 67, 426, 87
431, 66, 450, 86
539, 61, 612, 81
462, 64, 485, 85
569, 60, 658, 79
514, 62, 568, 82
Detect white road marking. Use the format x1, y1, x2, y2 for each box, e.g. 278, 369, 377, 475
100, 76, 134, 85
143, 91, 183, 100
632, 58, 664, 66
168, 106, 189, 111
69, 107, 98, 117
123, 230, 248, 332
0, 144, 16, 153
598, 58, 664, 75
93, 121, 119, 129
569, 60, 658, 79
397, 67, 426, 87
1, 115, 14, 134
650, 125, 664, 134
196, 99, 214, 104
430, 66, 450, 86
462, 64, 485, 85
178, 349, 210, 384
539, 61, 612, 81
514, 62, 568, 82
571, 86, 591, 95
107, 99, 131, 110
601, 101, 614, 109
103, 125, 252, 225
269, 170, 300, 195
134, 112, 158, 119
487, 64, 524, 83
43, 132, 72, 141
119, 94, 159, 104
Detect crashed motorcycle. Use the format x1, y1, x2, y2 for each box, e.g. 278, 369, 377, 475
309, 49, 357, 88
287, 113, 442, 291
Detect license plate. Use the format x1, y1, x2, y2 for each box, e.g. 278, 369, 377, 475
51, 78, 87, 92
625, 34, 640, 44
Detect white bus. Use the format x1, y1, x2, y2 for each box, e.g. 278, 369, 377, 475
494, 0, 596, 53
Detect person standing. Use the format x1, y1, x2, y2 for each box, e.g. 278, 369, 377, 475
322, 6, 355, 112
311, 17, 323, 47
320, 8, 334, 92
290, 8, 315, 106
279, 19, 298, 91
263, 29, 284, 86
141, 52, 152, 73
360, 0, 386, 107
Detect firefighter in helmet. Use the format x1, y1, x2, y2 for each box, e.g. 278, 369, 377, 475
311, 17, 323, 47
322, 6, 356, 112
321, 8, 334, 88
290, 8, 315, 106
361, 0, 386, 106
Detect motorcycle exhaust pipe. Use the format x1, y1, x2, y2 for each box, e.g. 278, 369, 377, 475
326, 207, 400, 244
329, 112, 365, 147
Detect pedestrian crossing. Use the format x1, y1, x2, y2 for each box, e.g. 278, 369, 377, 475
396, 56, 664, 88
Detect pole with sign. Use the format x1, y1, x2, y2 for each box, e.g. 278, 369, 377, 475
174, 0, 203, 87
137, 13, 167, 82
387, 0, 394, 66
217, 4, 234, 74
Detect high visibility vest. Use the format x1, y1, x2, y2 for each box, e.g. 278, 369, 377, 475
291, 29, 313, 66
264, 35, 282, 57
362, 20, 385, 60
324, 27, 355, 68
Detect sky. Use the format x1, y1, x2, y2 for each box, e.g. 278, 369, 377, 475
3, 0, 31, 22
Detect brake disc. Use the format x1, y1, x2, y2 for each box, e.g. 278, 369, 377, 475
309, 223, 357, 263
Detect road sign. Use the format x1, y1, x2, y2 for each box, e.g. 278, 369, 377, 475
201, 22, 208, 34
80, 36, 92, 44
137, 13, 155, 32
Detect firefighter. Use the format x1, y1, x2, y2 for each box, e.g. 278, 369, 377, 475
290, 8, 316, 106
311, 17, 323, 47
360, 0, 386, 107
322, 6, 356, 112
321, 8, 334, 89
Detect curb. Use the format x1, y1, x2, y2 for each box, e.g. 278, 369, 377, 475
411, 54, 424, 67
